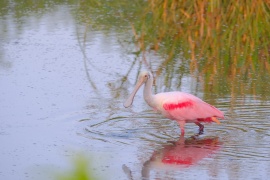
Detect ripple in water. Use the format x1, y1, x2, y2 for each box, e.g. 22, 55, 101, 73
78, 96, 270, 179
214, 97, 270, 164
80, 110, 180, 146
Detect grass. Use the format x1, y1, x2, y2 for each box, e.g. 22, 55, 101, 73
136, 0, 270, 70
133, 0, 270, 98
77, 0, 270, 99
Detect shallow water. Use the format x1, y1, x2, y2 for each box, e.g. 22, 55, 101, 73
0, 2, 270, 180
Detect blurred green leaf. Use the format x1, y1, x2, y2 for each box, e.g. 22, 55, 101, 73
56, 156, 96, 180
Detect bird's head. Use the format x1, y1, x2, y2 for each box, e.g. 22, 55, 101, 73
124, 71, 153, 108
138, 71, 152, 83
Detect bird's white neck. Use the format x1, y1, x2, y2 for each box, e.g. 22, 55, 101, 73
143, 76, 155, 108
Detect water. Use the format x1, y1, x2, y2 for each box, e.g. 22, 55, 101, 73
0, 1, 270, 180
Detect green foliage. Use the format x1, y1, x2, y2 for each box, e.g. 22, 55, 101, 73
78, 0, 270, 99
56, 156, 96, 180
136, 0, 270, 72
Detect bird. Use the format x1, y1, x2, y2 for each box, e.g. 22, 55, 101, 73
124, 71, 224, 135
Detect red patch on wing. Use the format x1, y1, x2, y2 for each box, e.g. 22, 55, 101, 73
163, 101, 193, 110
197, 117, 212, 123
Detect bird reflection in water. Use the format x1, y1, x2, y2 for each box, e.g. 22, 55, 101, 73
142, 135, 221, 179
123, 135, 221, 180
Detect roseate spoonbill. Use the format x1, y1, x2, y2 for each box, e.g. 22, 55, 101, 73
124, 71, 224, 135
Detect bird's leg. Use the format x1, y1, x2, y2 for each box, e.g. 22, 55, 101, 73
177, 121, 186, 135
195, 122, 204, 134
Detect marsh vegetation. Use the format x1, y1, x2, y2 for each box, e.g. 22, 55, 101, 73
78, 0, 270, 99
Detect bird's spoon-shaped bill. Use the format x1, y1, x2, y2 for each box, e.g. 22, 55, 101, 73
124, 77, 145, 108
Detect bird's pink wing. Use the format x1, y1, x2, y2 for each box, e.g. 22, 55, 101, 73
156, 92, 224, 121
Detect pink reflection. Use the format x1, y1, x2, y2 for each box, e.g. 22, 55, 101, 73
141, 135, 221, 178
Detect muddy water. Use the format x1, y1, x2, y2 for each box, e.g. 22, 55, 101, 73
0, 2, 270, 180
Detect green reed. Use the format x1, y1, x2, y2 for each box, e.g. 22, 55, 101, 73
134, 0, 270, 97
78, 0, 270, 99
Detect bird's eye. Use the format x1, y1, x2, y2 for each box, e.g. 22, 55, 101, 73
144, 75, 148, 78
